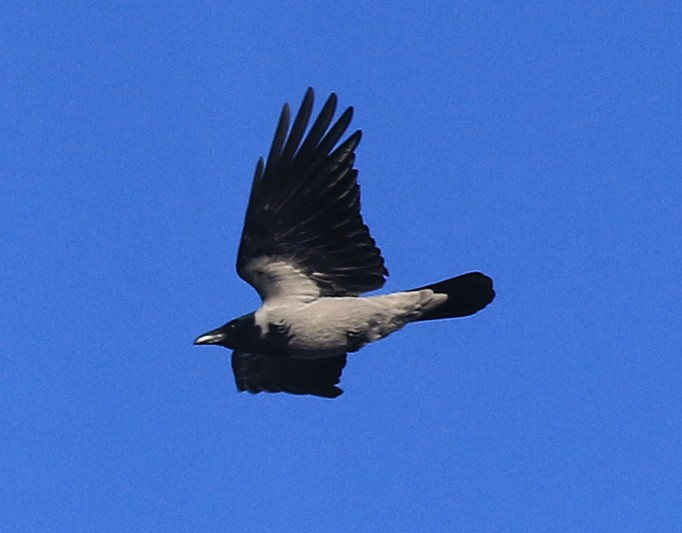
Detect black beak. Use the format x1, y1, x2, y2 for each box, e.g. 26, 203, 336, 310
193, 329, 225, 346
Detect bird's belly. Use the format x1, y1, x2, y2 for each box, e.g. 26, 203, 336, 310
283, 298, 404, 357
258, 291, 443, 358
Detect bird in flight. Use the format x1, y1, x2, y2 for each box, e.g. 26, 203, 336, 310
194, 88, 494, 398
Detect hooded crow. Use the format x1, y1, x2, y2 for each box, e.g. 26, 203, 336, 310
194, 88, 495, 398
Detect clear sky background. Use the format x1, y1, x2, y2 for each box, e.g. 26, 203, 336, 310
3, 2, 682, 532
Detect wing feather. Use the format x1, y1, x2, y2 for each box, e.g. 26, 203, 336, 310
231, 351, 347, 398
237, 88, 387, 300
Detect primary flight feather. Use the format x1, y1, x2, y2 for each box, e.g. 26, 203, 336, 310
194, 88, 495, 398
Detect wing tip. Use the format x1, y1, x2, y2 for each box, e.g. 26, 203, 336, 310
235, 383, 344, 399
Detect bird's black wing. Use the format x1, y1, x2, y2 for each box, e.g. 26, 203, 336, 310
231, 351, 347, 398
237, 88, 387, 300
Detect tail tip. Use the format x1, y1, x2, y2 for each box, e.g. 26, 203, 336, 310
416, 271, 495, 320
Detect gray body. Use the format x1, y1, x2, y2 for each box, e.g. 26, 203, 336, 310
255, 289, 447, 357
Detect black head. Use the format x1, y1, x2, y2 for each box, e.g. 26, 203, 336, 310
193, 314, 257, 350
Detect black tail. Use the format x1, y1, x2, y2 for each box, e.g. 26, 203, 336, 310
412, 272, 495, 321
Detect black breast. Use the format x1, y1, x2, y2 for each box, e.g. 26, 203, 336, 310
233, 313, 293, 355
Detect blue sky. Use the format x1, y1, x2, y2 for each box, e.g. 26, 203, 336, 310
3, 2, 682, 531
